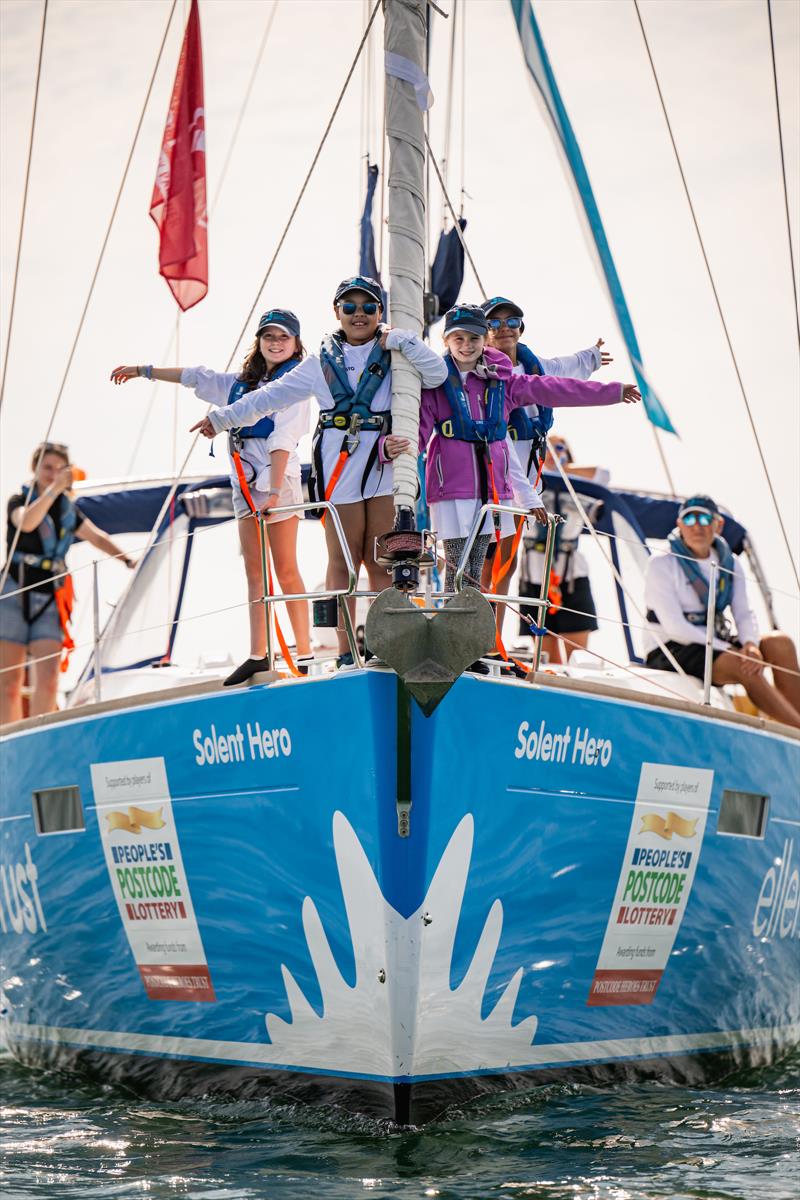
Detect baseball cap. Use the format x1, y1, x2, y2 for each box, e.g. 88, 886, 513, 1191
481, 296, 524, 319
443, 304, 489, 336
333, 276, 384, 306
256, 308, 301, 338
678, 494, 720, 520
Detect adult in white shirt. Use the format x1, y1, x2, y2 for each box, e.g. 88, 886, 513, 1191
190, 276, 448, 666
644, 494, 800, 728
111, 308, 312, 685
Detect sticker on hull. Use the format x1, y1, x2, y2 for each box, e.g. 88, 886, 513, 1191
91, 757, 215, 1002
587, 762, 713, 1006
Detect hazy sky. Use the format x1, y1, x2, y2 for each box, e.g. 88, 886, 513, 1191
1, 0, 798, 633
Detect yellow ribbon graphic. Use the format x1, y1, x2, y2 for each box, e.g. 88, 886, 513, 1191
639, 811, 698, 840
106, 806, 166, 834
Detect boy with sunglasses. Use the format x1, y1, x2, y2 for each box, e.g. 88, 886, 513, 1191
191, 275, 447, 667
644, 495, 800, 728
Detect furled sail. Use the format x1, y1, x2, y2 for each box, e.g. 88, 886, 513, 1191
509, 0, 676, 435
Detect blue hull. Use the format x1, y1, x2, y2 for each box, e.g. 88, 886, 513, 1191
1, 671, 798, 1123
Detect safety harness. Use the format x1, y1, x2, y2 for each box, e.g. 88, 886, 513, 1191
646, 530, 735, 641
311, 331, 392, 512
225, 361, 303, 677
11, 484, 77, 670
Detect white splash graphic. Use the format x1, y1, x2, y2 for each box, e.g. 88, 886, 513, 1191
265, 812, 538, 1077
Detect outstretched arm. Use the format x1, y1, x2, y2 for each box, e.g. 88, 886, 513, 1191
111, 365, 184, 385
383, 329, 448, 387
508, 373, 640, 409
198, 357, 324, 435
537, 338, 611, 380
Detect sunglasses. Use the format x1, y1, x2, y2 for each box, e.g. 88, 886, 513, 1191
681, 511, 714, 527
339, 301, 378, 316
487, 317, 522, 330
550, 442, 569, 454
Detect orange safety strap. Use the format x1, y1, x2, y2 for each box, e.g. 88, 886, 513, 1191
491, 515, 525, 590
320, 447, 349, 528
547, 572, 563, 615
232, 448, 300, 677
53, 574, 75, 673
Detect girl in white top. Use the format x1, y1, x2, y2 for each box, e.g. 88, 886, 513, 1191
190, 276, 448, 665
110, 309, 312, 685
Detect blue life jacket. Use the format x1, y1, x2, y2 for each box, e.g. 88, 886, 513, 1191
228, 356, 300, 439
507, 343, 554, 443
12, 484, 77, 574
317, 331, 391, 432
436, 354, 507, 443
667, 530, 734, 633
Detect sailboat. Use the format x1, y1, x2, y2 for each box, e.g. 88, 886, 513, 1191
1, 0, 798, 1126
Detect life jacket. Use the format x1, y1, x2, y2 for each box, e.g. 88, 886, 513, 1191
435, 354, 507, 443
666, 529, 735, 639
227, 355, 300, 440
310, 331, 392, 504
523, 490, 588, 610
11, 484, 77, 576
317, 331, 391, 433
11, 485, 77, 668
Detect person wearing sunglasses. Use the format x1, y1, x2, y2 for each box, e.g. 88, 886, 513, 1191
644, 495, 800, 728
479, 295, 612, 606
516, 435, 610, 664
188, 275, 448, 668
1, 443, 135, 723
416, 305, 641, 601
111, 309, 313, 685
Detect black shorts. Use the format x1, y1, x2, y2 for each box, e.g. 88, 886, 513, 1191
519, 576, 598, 636
645, 639, 739, 680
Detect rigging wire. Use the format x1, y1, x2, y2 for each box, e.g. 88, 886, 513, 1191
459, 0, 466, 214
0, 0, 179, 595
99, 0, 384, 638
439, 0, 458, 229
209, 0, 280, 214
766, 0, 800, 354
0, 0, 48, 416
632, 0, 800, 594
424, 129, 486, 293
127, 0, 281, 476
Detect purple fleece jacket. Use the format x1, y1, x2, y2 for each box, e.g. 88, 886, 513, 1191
418, 347, 624, 503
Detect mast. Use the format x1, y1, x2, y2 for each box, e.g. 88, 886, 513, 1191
384, 0, 427, 524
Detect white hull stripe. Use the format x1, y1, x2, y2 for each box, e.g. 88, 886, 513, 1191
6, 1022, 799, 1084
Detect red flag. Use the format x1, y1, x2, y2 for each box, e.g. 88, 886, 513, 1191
150, 0, 208, 311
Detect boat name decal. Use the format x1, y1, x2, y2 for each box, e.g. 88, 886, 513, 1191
514, 719, 612, 767
0, 843, 47, 936
753, 838, 799, 940
192, 722, 292, 766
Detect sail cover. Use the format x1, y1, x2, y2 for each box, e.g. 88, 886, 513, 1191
509, 0, 676, 435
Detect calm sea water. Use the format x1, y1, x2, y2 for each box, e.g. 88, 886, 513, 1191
1, 1049, 798, 1200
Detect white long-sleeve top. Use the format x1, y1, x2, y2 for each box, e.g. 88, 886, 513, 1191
644, 547, 759, 655
181, 366, 309, 497
208, 330, 447, 504
511, 344, 602, 484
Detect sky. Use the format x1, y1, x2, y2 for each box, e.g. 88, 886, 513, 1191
1, 0, 798, 643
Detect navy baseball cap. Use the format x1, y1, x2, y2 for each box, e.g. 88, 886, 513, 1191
256, 308, 301, 338
481, 296, 524, 319
444, 304, 489, 336
333, 276, 384, 306
679, 494, 720, 520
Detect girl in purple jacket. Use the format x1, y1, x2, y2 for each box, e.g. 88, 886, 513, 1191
416, 305, 641, 591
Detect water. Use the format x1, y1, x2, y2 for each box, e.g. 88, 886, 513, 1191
1, 1052, 798, 1199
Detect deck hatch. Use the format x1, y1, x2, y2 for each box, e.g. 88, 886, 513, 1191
32, 785, 85, 835
717, 789, 769, 838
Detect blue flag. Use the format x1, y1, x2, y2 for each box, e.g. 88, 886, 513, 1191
359, 163, 387, 310
509, 0, 676, 434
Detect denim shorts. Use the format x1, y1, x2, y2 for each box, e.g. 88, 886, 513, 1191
0, 577, 62, 646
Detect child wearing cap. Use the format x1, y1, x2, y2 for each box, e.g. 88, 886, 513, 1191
416, 304, 641, 592
110, 310, 313, 685
189, 276, 448, 668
